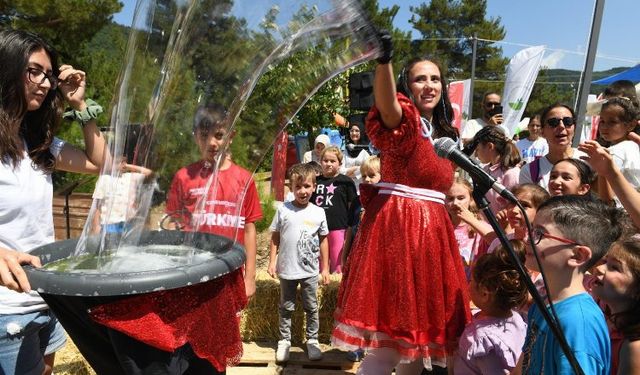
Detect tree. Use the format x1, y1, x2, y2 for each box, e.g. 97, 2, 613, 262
409, 0, 508, 116
287, 0, 412, 148
0, 0, 122, 64
524, 68, 575, 117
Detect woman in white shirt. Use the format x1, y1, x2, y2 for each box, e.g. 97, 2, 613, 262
519, 103, 586, 191
341, 123, 370, 192
0, 29, 106, 375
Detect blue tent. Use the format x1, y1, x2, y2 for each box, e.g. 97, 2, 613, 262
592, 64, 640, 85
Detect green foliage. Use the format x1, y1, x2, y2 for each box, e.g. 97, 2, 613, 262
0, 0, 122, 64
255, 182, 277, 233
409, 0, 508, 118
524, 69, 576, 117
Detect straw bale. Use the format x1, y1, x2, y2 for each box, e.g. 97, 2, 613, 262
241, 270, 342, 344
53, 335, 95, 375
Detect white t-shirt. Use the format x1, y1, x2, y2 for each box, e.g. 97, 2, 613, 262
269, 201, 328, 280
302, 150, 320, 164
516, 138, 549, 164
0, 138, 65, 314
519, 148, 587, 191
461, 118, 487, 141
93, 172, 146, 224
461, 118, 511, 140
608, 140, 640, 189
340, 149, 369, 193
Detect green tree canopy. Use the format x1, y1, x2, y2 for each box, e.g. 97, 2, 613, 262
0, 0, 122, 64
409, 0, 508, 117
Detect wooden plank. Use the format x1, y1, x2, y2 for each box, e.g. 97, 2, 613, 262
283, 367, 357, 375
228, 367, 280, 375
239, 342, 357, 371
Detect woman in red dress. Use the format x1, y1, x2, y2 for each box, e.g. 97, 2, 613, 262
332, 38, 471, 374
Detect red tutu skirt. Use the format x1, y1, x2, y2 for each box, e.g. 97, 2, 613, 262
332, 184, 471, 368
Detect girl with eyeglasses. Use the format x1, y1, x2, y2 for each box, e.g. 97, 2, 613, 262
0, 29, 106, 374
519, 103, 587, 191
597, 97, 640, 203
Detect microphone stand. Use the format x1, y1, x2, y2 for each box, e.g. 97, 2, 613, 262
471, 181, 584, 375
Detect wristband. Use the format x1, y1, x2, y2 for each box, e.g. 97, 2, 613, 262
63, 99, 103, 127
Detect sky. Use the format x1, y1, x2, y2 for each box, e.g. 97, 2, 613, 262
113, 0, 640, 72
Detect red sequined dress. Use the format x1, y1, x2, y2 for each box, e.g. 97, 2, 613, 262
332, 94, 471, 368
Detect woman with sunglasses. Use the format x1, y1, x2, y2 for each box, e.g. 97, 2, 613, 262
519, 103, 587, 190
0, 29, 106, 374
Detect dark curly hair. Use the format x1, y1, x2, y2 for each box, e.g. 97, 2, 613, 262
472, 241, 529, 312
0, 29, 63, 172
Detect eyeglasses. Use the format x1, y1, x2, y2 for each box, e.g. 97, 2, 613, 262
531, 228, 581, 246
545, 117, 575, 128
26, 67, 59, 90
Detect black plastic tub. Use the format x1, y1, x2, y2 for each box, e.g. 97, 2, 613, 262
24, 230, 246, 296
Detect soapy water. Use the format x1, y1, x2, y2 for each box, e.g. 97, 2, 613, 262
66, 0, 380, 274
45, 245, 219, 274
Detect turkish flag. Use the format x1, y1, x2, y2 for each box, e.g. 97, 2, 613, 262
448, 81, 466, 130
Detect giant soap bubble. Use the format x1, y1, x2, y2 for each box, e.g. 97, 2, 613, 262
26, 0, 380, 296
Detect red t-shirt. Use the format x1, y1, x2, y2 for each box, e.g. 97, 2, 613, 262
166, 160, 263, 243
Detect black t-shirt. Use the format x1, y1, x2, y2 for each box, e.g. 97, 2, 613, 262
311, 173, 357, 231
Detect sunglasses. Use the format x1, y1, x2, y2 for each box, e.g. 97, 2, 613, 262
26, 67, 59, 90
484, 102, 500, 108
545, 117, 575, 128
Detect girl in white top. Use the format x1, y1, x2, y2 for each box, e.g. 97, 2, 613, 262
519, 103, 586, 191
0, 29, 106, 375
598, 97, 640, 201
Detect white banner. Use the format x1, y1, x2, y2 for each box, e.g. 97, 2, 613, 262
502, 46, 545, 136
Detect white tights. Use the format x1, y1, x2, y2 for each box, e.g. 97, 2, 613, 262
355, 348, 427, 375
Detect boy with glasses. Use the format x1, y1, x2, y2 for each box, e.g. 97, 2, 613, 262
513, 196, 624, 375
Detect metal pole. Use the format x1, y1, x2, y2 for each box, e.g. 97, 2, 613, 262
468, 33, 478, 120
573, 0, 606, 147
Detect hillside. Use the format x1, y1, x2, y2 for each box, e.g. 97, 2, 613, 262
543, 66, 630, 93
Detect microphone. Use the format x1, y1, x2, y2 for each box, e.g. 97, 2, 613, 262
433, 137, 518, 203
346, 144, 370, 152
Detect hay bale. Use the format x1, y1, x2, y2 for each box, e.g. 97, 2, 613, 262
241, 270, 342, 344
53, 334, 95, 375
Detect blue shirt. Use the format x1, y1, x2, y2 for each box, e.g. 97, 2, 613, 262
521, 293, 610, 375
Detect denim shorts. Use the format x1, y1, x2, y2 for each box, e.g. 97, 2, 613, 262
0, 309, 66, 375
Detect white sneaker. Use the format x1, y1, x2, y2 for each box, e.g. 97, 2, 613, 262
276, 339, 291, 362
306, 339, 323, 361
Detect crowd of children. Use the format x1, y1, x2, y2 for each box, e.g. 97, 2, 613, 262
266, 80, 640, 375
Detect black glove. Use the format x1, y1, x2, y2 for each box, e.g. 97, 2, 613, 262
376, 29, 393, 64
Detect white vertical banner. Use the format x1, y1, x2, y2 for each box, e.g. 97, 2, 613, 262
502, 45, 545, 136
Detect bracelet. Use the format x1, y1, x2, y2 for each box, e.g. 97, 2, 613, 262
63, 99, 103, 127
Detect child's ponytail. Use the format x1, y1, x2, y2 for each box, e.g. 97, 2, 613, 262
472, 126, 522, 170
